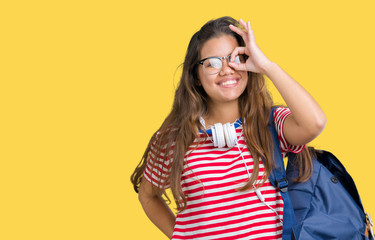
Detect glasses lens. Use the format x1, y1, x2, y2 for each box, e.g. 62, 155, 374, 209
203, 58, 222, 74
235, 55, 246, 64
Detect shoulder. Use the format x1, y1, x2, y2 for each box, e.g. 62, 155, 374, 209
272, 106, 306, 155
271, 106, 292, 129
273, 106, 291, 119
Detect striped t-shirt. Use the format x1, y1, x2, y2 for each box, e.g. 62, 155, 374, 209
143, 107, 305, 240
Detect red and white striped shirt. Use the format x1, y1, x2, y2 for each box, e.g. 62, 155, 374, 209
144, 107, 305, 240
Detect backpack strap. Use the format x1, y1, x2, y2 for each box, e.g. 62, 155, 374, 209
268, 106, 297, 239
366, 213, 375, 239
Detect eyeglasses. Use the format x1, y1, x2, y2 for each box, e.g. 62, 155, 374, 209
198, 54, 246, 75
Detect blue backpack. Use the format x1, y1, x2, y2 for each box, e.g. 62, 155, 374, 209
268, 107, 374, 240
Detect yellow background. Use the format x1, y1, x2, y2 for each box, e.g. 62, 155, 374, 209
1, 0, 374, 239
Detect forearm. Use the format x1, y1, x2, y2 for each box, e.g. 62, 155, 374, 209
229, 19, 326, 133
139, 194, 176, 239
263, 62, 326, 132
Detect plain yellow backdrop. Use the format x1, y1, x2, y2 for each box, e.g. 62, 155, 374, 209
1, 0, 374, 239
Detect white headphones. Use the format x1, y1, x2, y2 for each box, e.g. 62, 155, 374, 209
200, 117, 238, 148
211, 122, 237, 148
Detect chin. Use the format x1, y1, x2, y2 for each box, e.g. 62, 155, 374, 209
219, 95, 242, 103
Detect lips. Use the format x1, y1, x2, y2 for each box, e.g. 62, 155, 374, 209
217, 78, 239, 87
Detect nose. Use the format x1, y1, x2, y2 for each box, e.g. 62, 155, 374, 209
219, 57, 235, 75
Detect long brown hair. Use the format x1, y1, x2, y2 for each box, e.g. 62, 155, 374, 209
131, 16, 312, 211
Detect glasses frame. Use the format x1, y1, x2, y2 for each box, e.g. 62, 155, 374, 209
197, 54, 243, 75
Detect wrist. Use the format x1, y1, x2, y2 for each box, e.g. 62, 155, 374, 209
261, 61, 278, 76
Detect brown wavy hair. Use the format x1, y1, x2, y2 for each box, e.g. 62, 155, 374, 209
131, 16, 313, 212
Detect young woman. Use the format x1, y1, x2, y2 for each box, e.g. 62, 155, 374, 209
131, 16, 326, 239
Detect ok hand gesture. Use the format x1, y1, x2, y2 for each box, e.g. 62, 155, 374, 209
228, 19, 273, 74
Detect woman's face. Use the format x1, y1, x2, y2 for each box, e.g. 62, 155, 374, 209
198, 34, 248, 107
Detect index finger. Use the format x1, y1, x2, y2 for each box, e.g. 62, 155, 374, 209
229, 24, 249, 42
230, 46, 247, 62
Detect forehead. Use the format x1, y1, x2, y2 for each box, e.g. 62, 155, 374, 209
200, 35, 239, 59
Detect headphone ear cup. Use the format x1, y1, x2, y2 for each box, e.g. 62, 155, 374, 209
213, 123, 225, 148
211, 124, 218, 147
224, 123, 237, 148
223, 123, 230, 147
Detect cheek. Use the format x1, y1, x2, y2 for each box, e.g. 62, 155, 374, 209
241, 73, 249, 86
198, 70, 215, 87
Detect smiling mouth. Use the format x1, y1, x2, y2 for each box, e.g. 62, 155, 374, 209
219, 79, 238, 86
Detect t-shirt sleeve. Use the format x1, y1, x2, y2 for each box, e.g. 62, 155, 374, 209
274, 106, 306, 157
142, 135, 172, 189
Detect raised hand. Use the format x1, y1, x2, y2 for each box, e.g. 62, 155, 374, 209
228, 19, 273, 74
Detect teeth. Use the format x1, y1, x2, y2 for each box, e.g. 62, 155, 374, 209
220, 80, 237, 86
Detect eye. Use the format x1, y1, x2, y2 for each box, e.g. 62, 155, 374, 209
237, 55, 246, 63
204, 58, 221, 68
234, 56, 241, 64
234, 55, 246, 64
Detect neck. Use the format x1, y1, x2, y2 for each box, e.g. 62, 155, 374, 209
204, 100, 240, 125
